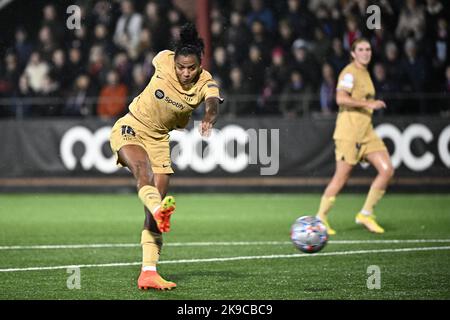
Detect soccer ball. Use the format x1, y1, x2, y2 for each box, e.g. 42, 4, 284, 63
290, 216, 328, 253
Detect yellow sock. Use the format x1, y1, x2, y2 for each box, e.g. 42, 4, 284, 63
141, 229, 162, 268
361, 188, 385, 215
316, 196, 336, 218
138, 185, 161, 213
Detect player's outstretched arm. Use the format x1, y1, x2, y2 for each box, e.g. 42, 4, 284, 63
199, 97, 219, 137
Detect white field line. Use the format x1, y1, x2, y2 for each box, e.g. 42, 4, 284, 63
0, 246, 449, 272
1, 239, 450, 250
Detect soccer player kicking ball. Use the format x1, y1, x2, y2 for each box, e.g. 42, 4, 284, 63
315, 38, 394, 235
110, 23, 223, 290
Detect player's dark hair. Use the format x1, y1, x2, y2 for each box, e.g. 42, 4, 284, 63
174, 23, 204, 63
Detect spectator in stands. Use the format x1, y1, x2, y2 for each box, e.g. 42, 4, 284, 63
264, 47, 290, 96
291, 39, 320, 90
14, 27, 33, 69
286, 0, 316, 41
0, 52, 20, 100
134, 27, 154, 62
401, 38, 429, 113
113, 51, 133, 87
67, 47, 85, 83
12, 75, 35, 118
247, 0, 276, 33
211, 46, 230, 89
249, 19, 273, 63
277, 19, 295, 55
225, 11, 251, 65
97, 69, 128, 119
41, 4, 64, 45
342, 16, 362, 52
279, 69, 312, 118
92, 23, 115, 59
443, 65, 450, 115
319, 63, 336, 115
425, 0, 446, 40
69, 24, 89, 59
88, 45, 110, 88
396, 0, 426, 41
328, 38, 348, 76
242, 44, 266, 95
342, 0, 370, 27
166, 6, 187, 32
141, 51, 156, 80
311, 26, 331, 64
49, 49, 70, 93
128, 64, 147, 104
226, 66, 253, 116
444, 65, 450, 94
63, 74, 97, 117
38, 74, 60, 116
382, 41, 403, 85
372, 62, 401, 114
36, 25, 58, 62
308, 0, 338, 12
369, 24, 394, 62
92, 0, 114, 30
113, 0, 143, 59
142, 1, 171, 53
259, 47, 290, 115
23, 51, 49, 94
210, 17, 226, 48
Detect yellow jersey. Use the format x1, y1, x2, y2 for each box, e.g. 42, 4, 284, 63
129, 50, 221, 133
333, 62, 376, 142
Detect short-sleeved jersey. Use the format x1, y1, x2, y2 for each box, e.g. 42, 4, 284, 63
129, 50, 222, 133
333, 62, 376, 142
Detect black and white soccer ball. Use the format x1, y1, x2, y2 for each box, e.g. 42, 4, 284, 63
290, 216, 328, 253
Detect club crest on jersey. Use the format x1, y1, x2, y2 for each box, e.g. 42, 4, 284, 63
155, 89, 165, 99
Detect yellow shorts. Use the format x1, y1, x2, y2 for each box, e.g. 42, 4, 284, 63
335, 137, 387, 165
110, 113, 174, 174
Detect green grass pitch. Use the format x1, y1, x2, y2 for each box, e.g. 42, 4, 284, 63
0, 193, 449, 300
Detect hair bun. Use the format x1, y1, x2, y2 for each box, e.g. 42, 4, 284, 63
180, 23, 199, 44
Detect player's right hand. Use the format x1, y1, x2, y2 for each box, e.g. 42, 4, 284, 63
366, 100, 386, 110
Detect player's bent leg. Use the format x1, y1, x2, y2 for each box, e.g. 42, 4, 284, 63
316, 161, 354, 235
355, 151, 392, 234
118, 146, 176, 232
151, 174, 175, 233
152, 196, 176, 232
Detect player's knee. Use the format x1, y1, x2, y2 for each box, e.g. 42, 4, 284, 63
380, 166, 394, 180
387, 166, 395, 179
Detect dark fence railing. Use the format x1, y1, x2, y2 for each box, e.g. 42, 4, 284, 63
0, 92, 449, 120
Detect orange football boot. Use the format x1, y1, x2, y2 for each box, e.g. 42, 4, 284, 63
153, 196, 176, 232
138, 270, 177, 290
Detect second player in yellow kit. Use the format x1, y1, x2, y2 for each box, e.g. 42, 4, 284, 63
110, 23, 223, 290
315, 38, 394, 235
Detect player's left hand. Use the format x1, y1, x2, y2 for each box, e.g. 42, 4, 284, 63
199, 121, 213, 137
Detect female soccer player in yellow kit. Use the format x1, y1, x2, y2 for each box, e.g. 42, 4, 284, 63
110, 23, 223, 290
315, 38, 394, 235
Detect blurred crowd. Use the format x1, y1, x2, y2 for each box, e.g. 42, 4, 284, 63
0, 0, 449, 119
